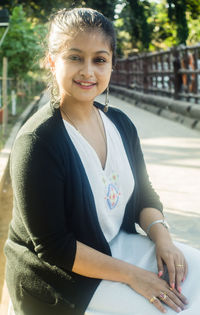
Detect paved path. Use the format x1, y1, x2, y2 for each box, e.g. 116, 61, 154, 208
97, 94, 200, 250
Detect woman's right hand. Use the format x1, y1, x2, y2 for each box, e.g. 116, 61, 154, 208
127, 266, 188, 313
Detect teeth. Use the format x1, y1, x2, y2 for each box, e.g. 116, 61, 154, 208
79, 82, 94, 86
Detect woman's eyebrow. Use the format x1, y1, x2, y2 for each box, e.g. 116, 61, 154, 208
69, 48, 110, 56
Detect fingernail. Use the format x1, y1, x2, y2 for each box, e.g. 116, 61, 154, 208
177, 307, 181, 312
171, 282, 175, 290
182, 276, 185, 282
178, 287, 182, 294
158, 271, 163, 277
163, 309, 167, 313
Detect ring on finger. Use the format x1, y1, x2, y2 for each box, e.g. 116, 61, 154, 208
176, 264, 184, 267
149, 296, 158, 303
159, 291, 167, 301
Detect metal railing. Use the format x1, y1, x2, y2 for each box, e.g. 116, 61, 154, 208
111, 44, 200, 104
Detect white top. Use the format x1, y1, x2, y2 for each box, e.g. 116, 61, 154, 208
63, 109, 135, 242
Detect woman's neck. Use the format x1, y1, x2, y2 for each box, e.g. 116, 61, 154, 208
60, 96, 95, 123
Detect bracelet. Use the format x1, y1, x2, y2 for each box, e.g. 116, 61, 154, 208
146, 219, 169, 237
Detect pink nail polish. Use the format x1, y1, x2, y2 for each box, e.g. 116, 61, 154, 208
158, 271, 163, 277
182, 276, 186, 282
178, 287, 182, 294
171, 283, 175, 290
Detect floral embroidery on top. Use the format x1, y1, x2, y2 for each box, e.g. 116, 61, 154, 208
102, 172, 121, 210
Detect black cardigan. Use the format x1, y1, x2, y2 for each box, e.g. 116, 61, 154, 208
4, 101, 163, 315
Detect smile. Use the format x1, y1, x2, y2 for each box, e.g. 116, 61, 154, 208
74, 80, 96, 88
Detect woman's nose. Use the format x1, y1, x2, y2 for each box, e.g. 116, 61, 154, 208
79, 61, 94, 78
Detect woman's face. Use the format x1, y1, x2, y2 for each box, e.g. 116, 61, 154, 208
51, 30, 113, 104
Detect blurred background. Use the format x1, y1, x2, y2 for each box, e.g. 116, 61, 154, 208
0, 1, 200, 313
0, 0, 200, 148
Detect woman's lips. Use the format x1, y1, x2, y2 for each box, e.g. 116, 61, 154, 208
74, 80, 96, 89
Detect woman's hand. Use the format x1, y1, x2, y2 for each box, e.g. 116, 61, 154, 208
127, 266, 188, 313
155, 240, 188, 293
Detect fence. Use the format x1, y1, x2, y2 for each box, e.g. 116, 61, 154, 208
111, 44, 200, 104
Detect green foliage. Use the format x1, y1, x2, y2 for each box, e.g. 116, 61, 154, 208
184, 0, 200, 19
0, 5, 47, 80
186, 11, 200, 45
1, 0, 71, 23
83, 0, 117, 20
114, 18, 132, 57
1, 0, 118, 22
166, 0, 200, 45
115, 0, 200, 55
117, 0, 153, 53
167, 0, 189, 45
147, 0, 177, 50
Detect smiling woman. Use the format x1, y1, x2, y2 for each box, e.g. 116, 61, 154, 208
4, 7, 200, 315
49, 31, 112, 106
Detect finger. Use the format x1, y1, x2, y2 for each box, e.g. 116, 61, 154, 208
169, 287, 189, 305
183, 260, 188, 282
151, 297, 167, 313
166, 257, 175, 289
166, 290, 186, 311
157, 255, 164, 277
159, 293, 182, 313
175, 264, 185, 293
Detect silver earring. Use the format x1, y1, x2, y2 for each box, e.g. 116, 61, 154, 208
104, 86, 109, 112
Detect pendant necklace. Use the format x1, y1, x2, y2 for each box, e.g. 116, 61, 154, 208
60, 106, 107, 147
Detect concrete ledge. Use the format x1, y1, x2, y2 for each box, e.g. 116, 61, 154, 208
0, 95, 42, 193
110, 85, 200, 131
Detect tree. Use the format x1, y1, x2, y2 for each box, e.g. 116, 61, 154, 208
116, 0, 200, 55
186, 9, 200, 45
185, 0, 200, 19
85, 0, 117, 20
167, 0, 189, 45
0, 0, 72, 23
147, 0, 177, 50
0, 6, 46, 82
0, 0, 118, 22
116, 0, 153, 53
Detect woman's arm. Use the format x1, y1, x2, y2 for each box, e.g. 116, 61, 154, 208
139, 207, 172, 244
73, 241, 133, 283
139, 207, 188, 294
11, 133, 77, 270
72, 240, 187, 314
129, 125, 187, 293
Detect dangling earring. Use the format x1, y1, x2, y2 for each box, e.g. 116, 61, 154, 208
104, 86, 109, 112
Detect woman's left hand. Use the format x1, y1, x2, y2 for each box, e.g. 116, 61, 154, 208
155, 240, 188, 294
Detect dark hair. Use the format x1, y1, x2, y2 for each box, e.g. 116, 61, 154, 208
48, 8, 116, 65
46, 8, 116, 104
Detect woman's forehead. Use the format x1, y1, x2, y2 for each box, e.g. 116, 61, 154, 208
61, 30, 112, 54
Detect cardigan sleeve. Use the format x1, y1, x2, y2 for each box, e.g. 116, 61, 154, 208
10, 132, 77, 271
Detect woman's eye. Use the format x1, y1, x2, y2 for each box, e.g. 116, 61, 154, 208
69, 55, 81, 61
94, 57, 106, 63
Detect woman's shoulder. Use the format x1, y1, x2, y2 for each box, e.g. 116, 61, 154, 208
17, 102, 55, 136
15, 102, 63, 144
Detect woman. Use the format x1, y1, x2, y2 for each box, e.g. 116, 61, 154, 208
5, 8, 200, 315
